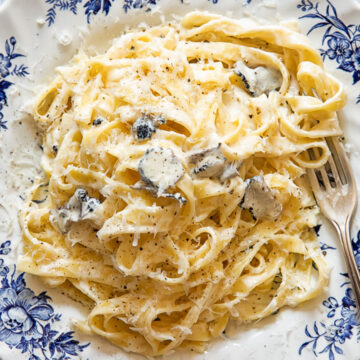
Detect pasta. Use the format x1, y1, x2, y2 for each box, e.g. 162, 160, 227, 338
19, 11, 346, 356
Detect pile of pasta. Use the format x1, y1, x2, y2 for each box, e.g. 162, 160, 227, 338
19, 12, 346, 356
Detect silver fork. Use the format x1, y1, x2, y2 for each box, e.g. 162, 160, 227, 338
307, 134, 360, 312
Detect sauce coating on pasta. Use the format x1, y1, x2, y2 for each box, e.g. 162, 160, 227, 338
19, 12, 345, 356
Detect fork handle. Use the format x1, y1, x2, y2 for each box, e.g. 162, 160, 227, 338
334, 219, 360, 311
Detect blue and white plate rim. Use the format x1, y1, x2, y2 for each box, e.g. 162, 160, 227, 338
0, 1, 360, 360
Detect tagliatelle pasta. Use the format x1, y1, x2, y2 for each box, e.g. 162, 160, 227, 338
19, 11, 346, 356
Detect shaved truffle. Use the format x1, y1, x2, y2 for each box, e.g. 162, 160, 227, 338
161, 192, 187, 206
189, 144, 226, 178
138, 147, 185, 196
92, 118, 103, 126
234, 60, 282, 97
220, 162, 240, 182
132, 113, 166, 141
240, 176, 282, 220
50, 188, 101, 233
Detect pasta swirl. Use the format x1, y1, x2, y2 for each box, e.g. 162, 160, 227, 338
19, 12, 345, 356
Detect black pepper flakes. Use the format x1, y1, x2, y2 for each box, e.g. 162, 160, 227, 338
92, 118, 103, 126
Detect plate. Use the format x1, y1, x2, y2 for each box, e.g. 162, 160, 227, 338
0, 0, 359, 359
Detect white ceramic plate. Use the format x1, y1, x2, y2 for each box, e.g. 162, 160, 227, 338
0, 0, 359, 359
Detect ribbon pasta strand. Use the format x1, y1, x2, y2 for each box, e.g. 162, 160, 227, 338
19, 12, 345, 356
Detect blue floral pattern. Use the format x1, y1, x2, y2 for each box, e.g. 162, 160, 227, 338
320, 242, 336, 251
45, 0, 82, 26
123, 0, 159, 12
123, 0, 251, 10
0, 37, 29, 131
299, 231, 360, 360
45, 0, 115, 25
84, 0, 115, 23
2, 1, 359, 359
44, 0, 255, 25
353, 230, 360, 268
0, 240, 89, 360
45, 0, 183, 23
298, 0, 360, 103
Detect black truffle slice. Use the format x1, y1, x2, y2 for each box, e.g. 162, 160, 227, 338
233, 60, 282, 97
219, 162, 240, 182
92, 118, 103, 126
138, 147, 185, 196
132, 113, 166, 141
240, 176, 282, 220
189, 144, 226, 178
50, 188, 100, 233
161, 192, 187, 206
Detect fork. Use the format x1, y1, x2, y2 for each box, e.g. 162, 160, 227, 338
307, 134, 360, 312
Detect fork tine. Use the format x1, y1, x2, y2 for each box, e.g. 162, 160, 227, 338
326, 155, 342, 188
307, 167, 321, 193
327, 137, 347, 183
312, 147, 332, 190
331, 137, 355, 187
318, 166, 332, 190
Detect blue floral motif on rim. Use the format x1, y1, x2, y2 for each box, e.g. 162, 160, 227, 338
123, 0, 241, 12
123, 0, 254, 11
320, 242, 336, 252
84, 0, 115, 22
0, 37, 29, 131
298, 231, 360, 360
297, 0, 360, 104
45, 0, 115, 26
45, 0, 255, 25
0, 240, 89, 360
123, 0, 160, 12
45, 0, 82, 26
